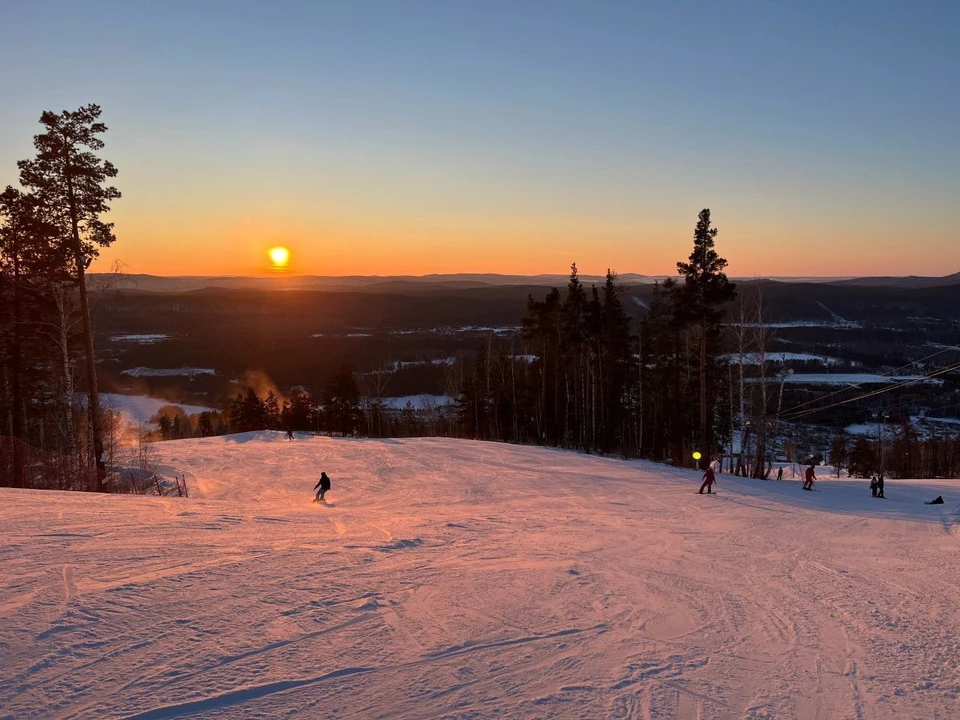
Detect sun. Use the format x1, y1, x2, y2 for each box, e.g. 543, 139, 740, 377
268, 246, 290, 269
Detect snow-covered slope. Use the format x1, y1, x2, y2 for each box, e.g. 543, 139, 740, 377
2, 434, 959, 719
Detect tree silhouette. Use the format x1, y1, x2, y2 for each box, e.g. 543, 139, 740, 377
677, 209, 736, 468
18, 105, 121, 490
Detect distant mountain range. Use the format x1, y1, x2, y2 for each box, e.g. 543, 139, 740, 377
89, 271, 960, 293
825, 272, 960, 289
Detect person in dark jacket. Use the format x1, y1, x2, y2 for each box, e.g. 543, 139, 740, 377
314, 472, 331, 502
876, 473, 885, 499
803, 465, 816, 490
776, 467, 784, 482
870, 476, 878, 497
698, 466, 716, 494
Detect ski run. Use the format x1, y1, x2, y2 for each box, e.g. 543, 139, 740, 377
2, 432, 959, 719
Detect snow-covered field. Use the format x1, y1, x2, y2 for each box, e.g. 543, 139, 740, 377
725, 352, 846, 366
120, 368, 216, 378
110, 334, 171, 344
2, 434, 959, 719
763, 373, 941, 386
380, 394, 454, 410
101, 393, 216, 430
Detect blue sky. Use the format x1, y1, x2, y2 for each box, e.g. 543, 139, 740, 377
1, 0, 957, 276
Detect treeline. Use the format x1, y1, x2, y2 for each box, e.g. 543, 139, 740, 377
446, 210, 737, 467
153, 364, 457, 441
832, 422, 960, 479
1, 105, 120, 490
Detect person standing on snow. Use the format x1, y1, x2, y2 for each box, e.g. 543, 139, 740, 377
876, 473, 885, 499
698, 466, 717, 494
314, 471, 331, 502
870, 475, 878, 497
803, 465, 816, 490
776, 467, 783, 482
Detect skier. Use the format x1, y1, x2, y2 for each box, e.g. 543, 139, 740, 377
776, 467, 783, 482
698, 466, 716, 494
286, 427, 295, 441
870, 475, 878, 498
803, 465, 816, 491
314, 471, 331, 502
876, 473, 885, 499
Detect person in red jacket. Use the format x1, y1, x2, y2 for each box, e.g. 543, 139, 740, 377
803, 465, 816, 490
698, 466, 716, 494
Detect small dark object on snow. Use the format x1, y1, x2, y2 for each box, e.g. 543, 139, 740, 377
925, 496, 945, 505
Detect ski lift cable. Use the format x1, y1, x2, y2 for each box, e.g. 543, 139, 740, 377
780, 360, 960, 422
804, 393, 960, 426
776, 345, 960, 417
781, 361, 960, 421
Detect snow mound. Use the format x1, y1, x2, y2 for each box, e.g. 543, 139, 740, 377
2, 434, 959, 719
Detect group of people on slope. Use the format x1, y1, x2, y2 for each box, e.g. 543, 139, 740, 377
870, 474, 886, 498
697, 463, 818, 493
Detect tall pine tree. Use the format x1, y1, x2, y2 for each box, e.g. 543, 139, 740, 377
677, 209, 736, 468
18, 105, 120, 490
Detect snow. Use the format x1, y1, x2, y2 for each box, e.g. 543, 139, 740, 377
729, 321, 862, 329
2, 434, 960, 719
725, 352, 845, 366
101, 393, 216, 429
121, 367, 216, 378
388, 358, 456, 370
379, 394, 454, 410
109, 334, 171, 344
848, 416, 960, 438
759, 373, 942, 385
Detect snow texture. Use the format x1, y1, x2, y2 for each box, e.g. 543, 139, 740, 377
2, 434, 959, 719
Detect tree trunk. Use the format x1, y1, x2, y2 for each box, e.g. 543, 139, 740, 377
10, 239, 25, 487
699, 319, 708, 469
66, 161, 106, 491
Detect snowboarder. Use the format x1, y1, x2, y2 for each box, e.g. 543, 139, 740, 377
803, 465, 816, 491
698, 466, 716, 494
876, 473, 885, 499
286, 427, 295, 441
870, 476, 878, 497
314, 471, 331, 502
776, 467, 783, 482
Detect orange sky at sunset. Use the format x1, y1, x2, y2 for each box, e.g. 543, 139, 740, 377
93, 204, 953, 279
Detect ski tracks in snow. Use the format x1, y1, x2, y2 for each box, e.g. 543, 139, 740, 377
2, 434, 960, 718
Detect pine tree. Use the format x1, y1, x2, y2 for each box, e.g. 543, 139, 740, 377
263, 390, 281, 430
323, 365, 360, 435
677, 209, 736, 467
18, 105, 121, 490
281, 390, 314, 431
830, 432, 848, 477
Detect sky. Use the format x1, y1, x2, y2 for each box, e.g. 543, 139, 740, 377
1, 0, 958, 278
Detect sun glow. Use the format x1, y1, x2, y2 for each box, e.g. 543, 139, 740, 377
268, 246, 290, 269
